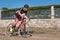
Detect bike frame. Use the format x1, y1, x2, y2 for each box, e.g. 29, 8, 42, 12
19, 18, 30, 32
20, 18, 26, 32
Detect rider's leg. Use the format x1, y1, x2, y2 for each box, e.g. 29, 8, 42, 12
21, 20, 26, 32
15, 21, 21, 31
12, 18, 18, 28
8, 18, 18, 31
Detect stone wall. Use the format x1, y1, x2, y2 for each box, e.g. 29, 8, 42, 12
0, 19, 60, 28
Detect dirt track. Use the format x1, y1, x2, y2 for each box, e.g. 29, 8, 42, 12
0, 27, 60, 40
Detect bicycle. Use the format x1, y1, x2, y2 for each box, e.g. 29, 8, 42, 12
5, 18, 32, 38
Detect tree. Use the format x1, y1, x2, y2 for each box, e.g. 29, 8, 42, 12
2, 7, 8, 11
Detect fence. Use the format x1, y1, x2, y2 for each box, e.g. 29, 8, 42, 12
1, 6, 51, 19
1, 6, 60, 19
0, 6, 60, 28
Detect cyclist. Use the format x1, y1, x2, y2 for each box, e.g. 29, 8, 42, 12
13, 4, 29, 31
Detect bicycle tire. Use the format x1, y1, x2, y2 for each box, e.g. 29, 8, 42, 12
5, 23, 13, 37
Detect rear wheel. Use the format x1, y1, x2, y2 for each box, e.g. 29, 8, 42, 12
5, 23, 13, 37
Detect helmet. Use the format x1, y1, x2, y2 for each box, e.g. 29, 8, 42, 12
24, 4, 29, 8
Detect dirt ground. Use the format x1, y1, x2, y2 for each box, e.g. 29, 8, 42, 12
0, 27, 60, 40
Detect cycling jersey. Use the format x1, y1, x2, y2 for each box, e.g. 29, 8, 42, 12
14, 8, 27, 21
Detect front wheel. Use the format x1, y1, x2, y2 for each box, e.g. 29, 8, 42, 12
18, 24, 27, 38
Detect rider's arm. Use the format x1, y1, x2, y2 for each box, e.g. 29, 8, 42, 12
24, 15, 28, 19
17, 11, 22, 17
24, 15, 30, 22
22, 13, 28, 19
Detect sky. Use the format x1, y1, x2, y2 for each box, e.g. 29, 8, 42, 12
0, 0, 60, 9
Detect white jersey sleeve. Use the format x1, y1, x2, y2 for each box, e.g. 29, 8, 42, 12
16, 10, 20, 13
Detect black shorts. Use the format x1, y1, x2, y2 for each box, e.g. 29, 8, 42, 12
14, 14, 22, 21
